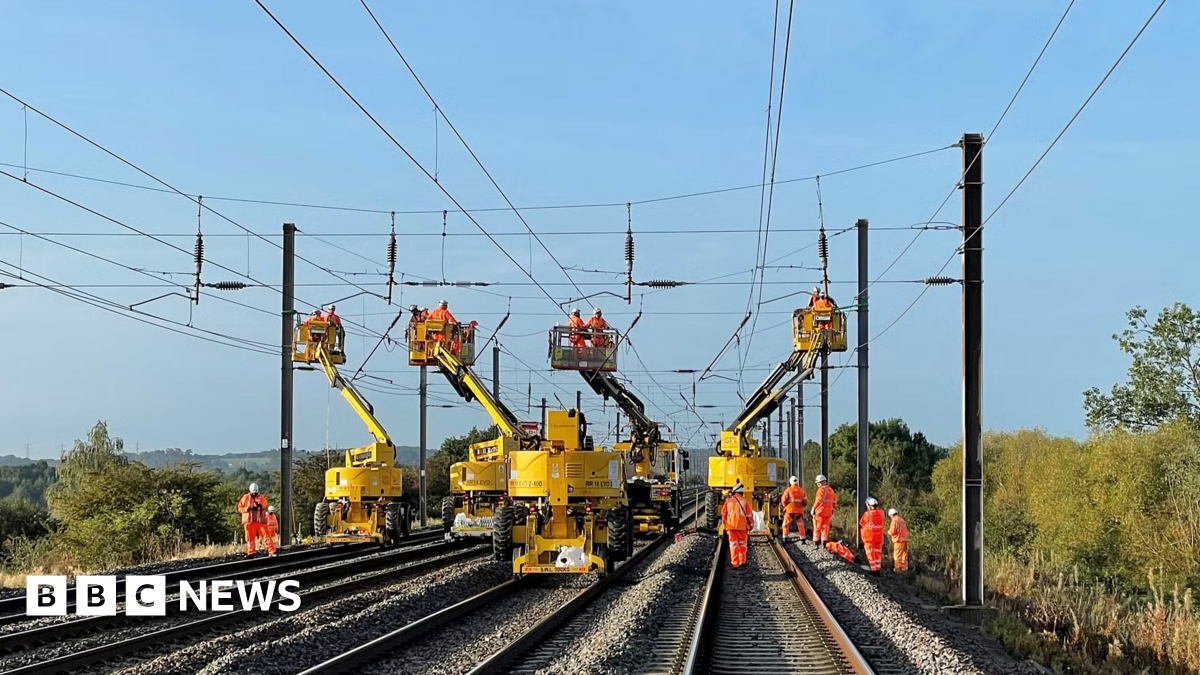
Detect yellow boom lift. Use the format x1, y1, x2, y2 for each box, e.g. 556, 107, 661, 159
549, 324, 689, 536
705, 300, 848, 535
292, 316, 408, 546
408, 310, 630, 575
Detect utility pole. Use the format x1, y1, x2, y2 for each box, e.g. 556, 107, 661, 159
492, 343, 500, 401
820, 353, 830, 478
961, 132, 985, 610
797, 382, 804, 484
541, 398, 547, 435
279, 223, 296, 546
856, 218, 870, 544
576, 390, 582, 412
419, 365, 428, 528
786, 405, 794, 478
777, 410, 784, 466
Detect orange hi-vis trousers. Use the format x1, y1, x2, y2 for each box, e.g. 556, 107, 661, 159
244, 522, 276, 555
783, 511, 806, 538
893, 541, 909, 572
863, 540, 883, 571
813, 515, 831, 544
727, 529, 748, 568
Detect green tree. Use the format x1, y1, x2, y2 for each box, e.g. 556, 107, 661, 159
1084, 303, 1200, 431
826, 418, 946, 510
434, 426, 498, 463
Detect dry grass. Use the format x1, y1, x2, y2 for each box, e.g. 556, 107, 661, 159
0, 540, 243, 589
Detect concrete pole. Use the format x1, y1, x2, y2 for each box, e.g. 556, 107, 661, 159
820, 353, 830, 478
419, 365, 428, 528
492, 343, 500, 401
961, 132, 985, 608
797, 382, 805, 484
279, 223, 295, 546
856, 218, 870, 546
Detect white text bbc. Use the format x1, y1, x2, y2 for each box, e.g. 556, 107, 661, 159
26, 576, 302, 616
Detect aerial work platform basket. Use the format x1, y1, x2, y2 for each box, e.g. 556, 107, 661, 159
292, 318, 345, 365
408, 319, 477, 366
793, 305, 849, 352
548, 325, 619, 371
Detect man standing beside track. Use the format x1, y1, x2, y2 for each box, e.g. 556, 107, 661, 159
237, 483, 276, 557
887, 508, 909, 573
811, 474, 836, 546
780, 476, 808, 540
859, 497, 884, 576
721, 482, 752, 569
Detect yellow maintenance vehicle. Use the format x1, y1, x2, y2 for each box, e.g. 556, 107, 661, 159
549, 323, 689, 536
292, 315, 408, 546
705, 296, 848, 535
408, 308, 630, 575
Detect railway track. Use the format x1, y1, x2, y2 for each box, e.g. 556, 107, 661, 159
684, 537, 873, 675
0, 528, 442, 627
295, 492, 704, 675
0, 538, 482, 675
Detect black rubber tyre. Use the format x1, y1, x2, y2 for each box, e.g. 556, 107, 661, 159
313, 502, 330, 538
703, 490, 720, 532
607, 505, 630, 562
384, 502, 402, 546
492, 504, 514, 561
441, 496, 456, 534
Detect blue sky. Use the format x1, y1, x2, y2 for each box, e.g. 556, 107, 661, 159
0, 1, 1193, 458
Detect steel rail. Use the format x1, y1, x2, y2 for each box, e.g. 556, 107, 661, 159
0, 543, 485, 675
0, 528, 441, 624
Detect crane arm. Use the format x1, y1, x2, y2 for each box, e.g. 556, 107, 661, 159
726, 332, 827, 436
580, 370, 659, 443
428, 341, 535, 444
316, 344, 392, 447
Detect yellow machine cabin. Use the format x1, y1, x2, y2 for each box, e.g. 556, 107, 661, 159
293, 315, 408, 546
410, 307, 629, 576
705, 298, 847, 536
551, 321, 689, 536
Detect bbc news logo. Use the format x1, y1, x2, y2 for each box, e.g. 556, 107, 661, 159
26, 576, 302, 616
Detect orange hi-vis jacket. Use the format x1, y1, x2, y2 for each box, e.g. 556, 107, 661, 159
888, 514, 909, 544
860, 508, 885, 544
781, 485, 808, 514
813, 485, 836, 517
266, 513, 279, 534
428, 307, 457, 324
238, 493, 269, 524
567, 315, 585, 330
324, 310, 342, 326
721, 494, 752, 532
826, 540, 856, 563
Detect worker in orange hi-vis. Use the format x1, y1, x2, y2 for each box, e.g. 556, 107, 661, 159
721, 483, 753, 569
428, 299, 456, 324
586, 307, 609, 347
887, 508, 909, 573
567, 309, 587, 348
825, 540, 856, 563
859, 497, 885, 576
780, 476, 808, 540
811, 474, 836, 546
265, 506, 280, 549
237, 483, 276, 557
324, 304, 344, 353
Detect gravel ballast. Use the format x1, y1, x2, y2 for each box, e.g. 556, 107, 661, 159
786, 540, 1041, 675
110, 554, 509, 675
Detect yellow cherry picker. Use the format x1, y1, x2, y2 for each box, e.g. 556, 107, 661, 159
408, 306, 629, 575
549, 321, 689, 536
293, 313, 408, 546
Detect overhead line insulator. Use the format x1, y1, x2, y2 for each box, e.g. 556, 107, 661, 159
640, 280, 685, 289
924, 276, 960, 286
205, 281, 247, 291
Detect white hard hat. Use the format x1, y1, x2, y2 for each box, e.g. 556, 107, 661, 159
249, 482, 259, 494
789, 476, 798, 485
418, 307, 427, 312
731, 483, 744, 494
571, 308, 580, 315
887, 508, 898, 517
815, 474, 827, 483
439, 300, 448, 307
267, 506, 275, 514
866, 497, 878, 507
593, 307, 602, 315
328, 304, 336, 311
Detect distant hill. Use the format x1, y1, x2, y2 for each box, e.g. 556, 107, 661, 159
122, 446, 424, 471
0, 454, 56, 467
